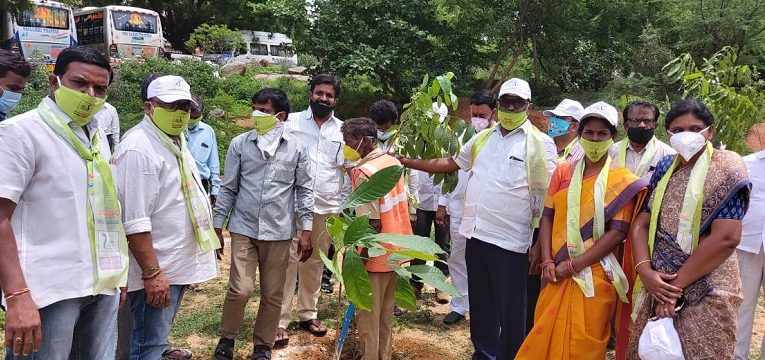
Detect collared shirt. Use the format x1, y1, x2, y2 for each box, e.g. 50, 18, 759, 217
212, 128, 314, 240
285, 109, 349, 214
438, 169, 470, 224
412, 169, 443, 211
559, 138, 584, 162
186, 120, 221, 196
453, 123, 557, 253
96, 102, 120, 148
608, 138, 676, 181
740, 150, 765, 254
0, 97, 117, 308
113, 118, 217, 292
355, 148, 386, 220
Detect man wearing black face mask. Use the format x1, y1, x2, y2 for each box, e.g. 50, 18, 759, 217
609, 101, 675, 180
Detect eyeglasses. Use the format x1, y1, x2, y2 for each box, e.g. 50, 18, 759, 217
498, 97, 529, 111
625, 118, 656, 127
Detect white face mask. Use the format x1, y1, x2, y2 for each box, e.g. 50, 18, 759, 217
471, 116, 490, 131
670, 127, 709, 161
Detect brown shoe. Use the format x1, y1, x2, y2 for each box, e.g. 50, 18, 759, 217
274, 328, 289, 349
299, 319, 328, 337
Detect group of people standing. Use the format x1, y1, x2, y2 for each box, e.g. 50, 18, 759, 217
0, 44, 763, 360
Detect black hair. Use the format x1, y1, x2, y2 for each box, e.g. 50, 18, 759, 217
53, 46, 112, 83
191, 95, 204, 116
470, 89, 496, 109
368, 99, 398, 126
252, 88, 291, 115
623, 100, 660, 123
0, 49, 31, 79
309, 73, 341, 98
341, 117, 377, 138
665, 99, 714, 129
578, 116, 617, 136
140, 73, 161, 102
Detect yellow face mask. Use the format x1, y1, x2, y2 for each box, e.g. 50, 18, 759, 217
497, 110, 527, 131
579, 137, 614, 162
343, 144, 362, 161
152, 106, 190, 136
252, 110, 278, 135
54, 77, 106, 126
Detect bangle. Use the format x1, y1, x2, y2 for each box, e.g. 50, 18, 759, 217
567, 259, 576, 274
141, 268, 162, 280
4, 288, 30, 301
634, 259, 651, 272
540, 260, 555, 267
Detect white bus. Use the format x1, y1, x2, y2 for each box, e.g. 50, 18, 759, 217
1, 0, 77, 67
239, 31, 298, 66
74, 6, 163, 62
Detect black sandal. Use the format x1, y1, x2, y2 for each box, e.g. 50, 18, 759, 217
214, 338, 235, 360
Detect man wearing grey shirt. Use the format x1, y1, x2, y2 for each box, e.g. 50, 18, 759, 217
212, 88, 313, 360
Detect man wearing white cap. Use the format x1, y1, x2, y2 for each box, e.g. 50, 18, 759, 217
543, 99, 585, 161
608, 100, 675, 181
400, 78, 557, 359
113, 75, 219, 359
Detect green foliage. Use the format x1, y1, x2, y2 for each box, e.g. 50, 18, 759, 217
185, 24, 245, 54
664, 46, 765, 154
396, 73, 466, 193
394, 276, 417, 311
321, 164, 456, 313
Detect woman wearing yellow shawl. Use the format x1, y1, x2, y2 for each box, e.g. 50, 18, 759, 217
626, 99, 750, 359
517, 102, 647, 359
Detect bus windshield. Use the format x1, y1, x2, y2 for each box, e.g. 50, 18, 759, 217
112, 10, 157, 34
18, 5, 70, 30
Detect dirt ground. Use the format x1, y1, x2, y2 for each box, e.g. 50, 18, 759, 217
2, 238, 765, 359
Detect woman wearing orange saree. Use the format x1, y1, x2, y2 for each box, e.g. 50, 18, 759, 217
517, 102, 647, 360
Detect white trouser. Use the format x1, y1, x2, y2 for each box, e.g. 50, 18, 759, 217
734, 247, 765, 360
448, 219, 469, 315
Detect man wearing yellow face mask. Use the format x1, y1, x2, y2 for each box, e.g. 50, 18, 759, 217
113, 75, 219, 360
211, 88, 314, 360
399, 78, 557, 360
0, 46, 128, 359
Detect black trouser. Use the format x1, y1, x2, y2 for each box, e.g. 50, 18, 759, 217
411, 208, 450, 291
466, 238, 528, 360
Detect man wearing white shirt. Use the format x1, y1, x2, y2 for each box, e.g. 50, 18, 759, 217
277, 74, 349, 345
96, 101, 120, 151
542, 98, 584, 162
735, 147, 765, 360
608, 101, 675, 181
401, 78, 557, 359
438, 90, 496, 325
0, 47, 128, 359
113, 75, 218, 359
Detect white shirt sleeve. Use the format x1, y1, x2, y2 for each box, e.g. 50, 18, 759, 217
454, 134, 480, 171
0, 123, 34, 203
113, 149, 160, 235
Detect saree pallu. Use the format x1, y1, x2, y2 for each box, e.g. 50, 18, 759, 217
626, 149, 750, 360
516, 161, 646, 360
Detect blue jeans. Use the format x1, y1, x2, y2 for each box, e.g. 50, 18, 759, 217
4, 294, 118, 360
128, 285, 187, 360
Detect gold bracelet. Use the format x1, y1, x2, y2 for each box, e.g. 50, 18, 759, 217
4, 288, 30, 301
634, 259, 651, 272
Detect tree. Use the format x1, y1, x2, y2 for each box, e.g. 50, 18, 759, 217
185, 23, 245, 55
665, 46, 765, 154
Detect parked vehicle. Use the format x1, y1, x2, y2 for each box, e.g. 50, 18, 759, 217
74, 5, 163, 62
238, 31, 298, 66
1, 0, 77, 68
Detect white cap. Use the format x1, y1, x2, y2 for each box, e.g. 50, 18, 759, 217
498, 78, 531, 100
580, 101, 619, 128
543, 99, 584, 120
146, 75, 194, 104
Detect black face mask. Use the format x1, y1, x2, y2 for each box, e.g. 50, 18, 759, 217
310, 100, 334, 118
626, 127, 655, 145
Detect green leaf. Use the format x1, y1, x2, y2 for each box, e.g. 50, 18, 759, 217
343, 165, 404, 210
343, 251, 374, 311
326, 215, 348, 251
406, 264, 459, 296
344, 215, 375, 246
388, 248, 438, 261
364, 233, 446, 255
367, 245, 387, 258
394, 275, 417, 311
319, 250, 343, 286
436, 75, 453, 107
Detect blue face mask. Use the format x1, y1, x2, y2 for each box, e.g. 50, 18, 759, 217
0, 88, 22, 121
547, 116, 571, 138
